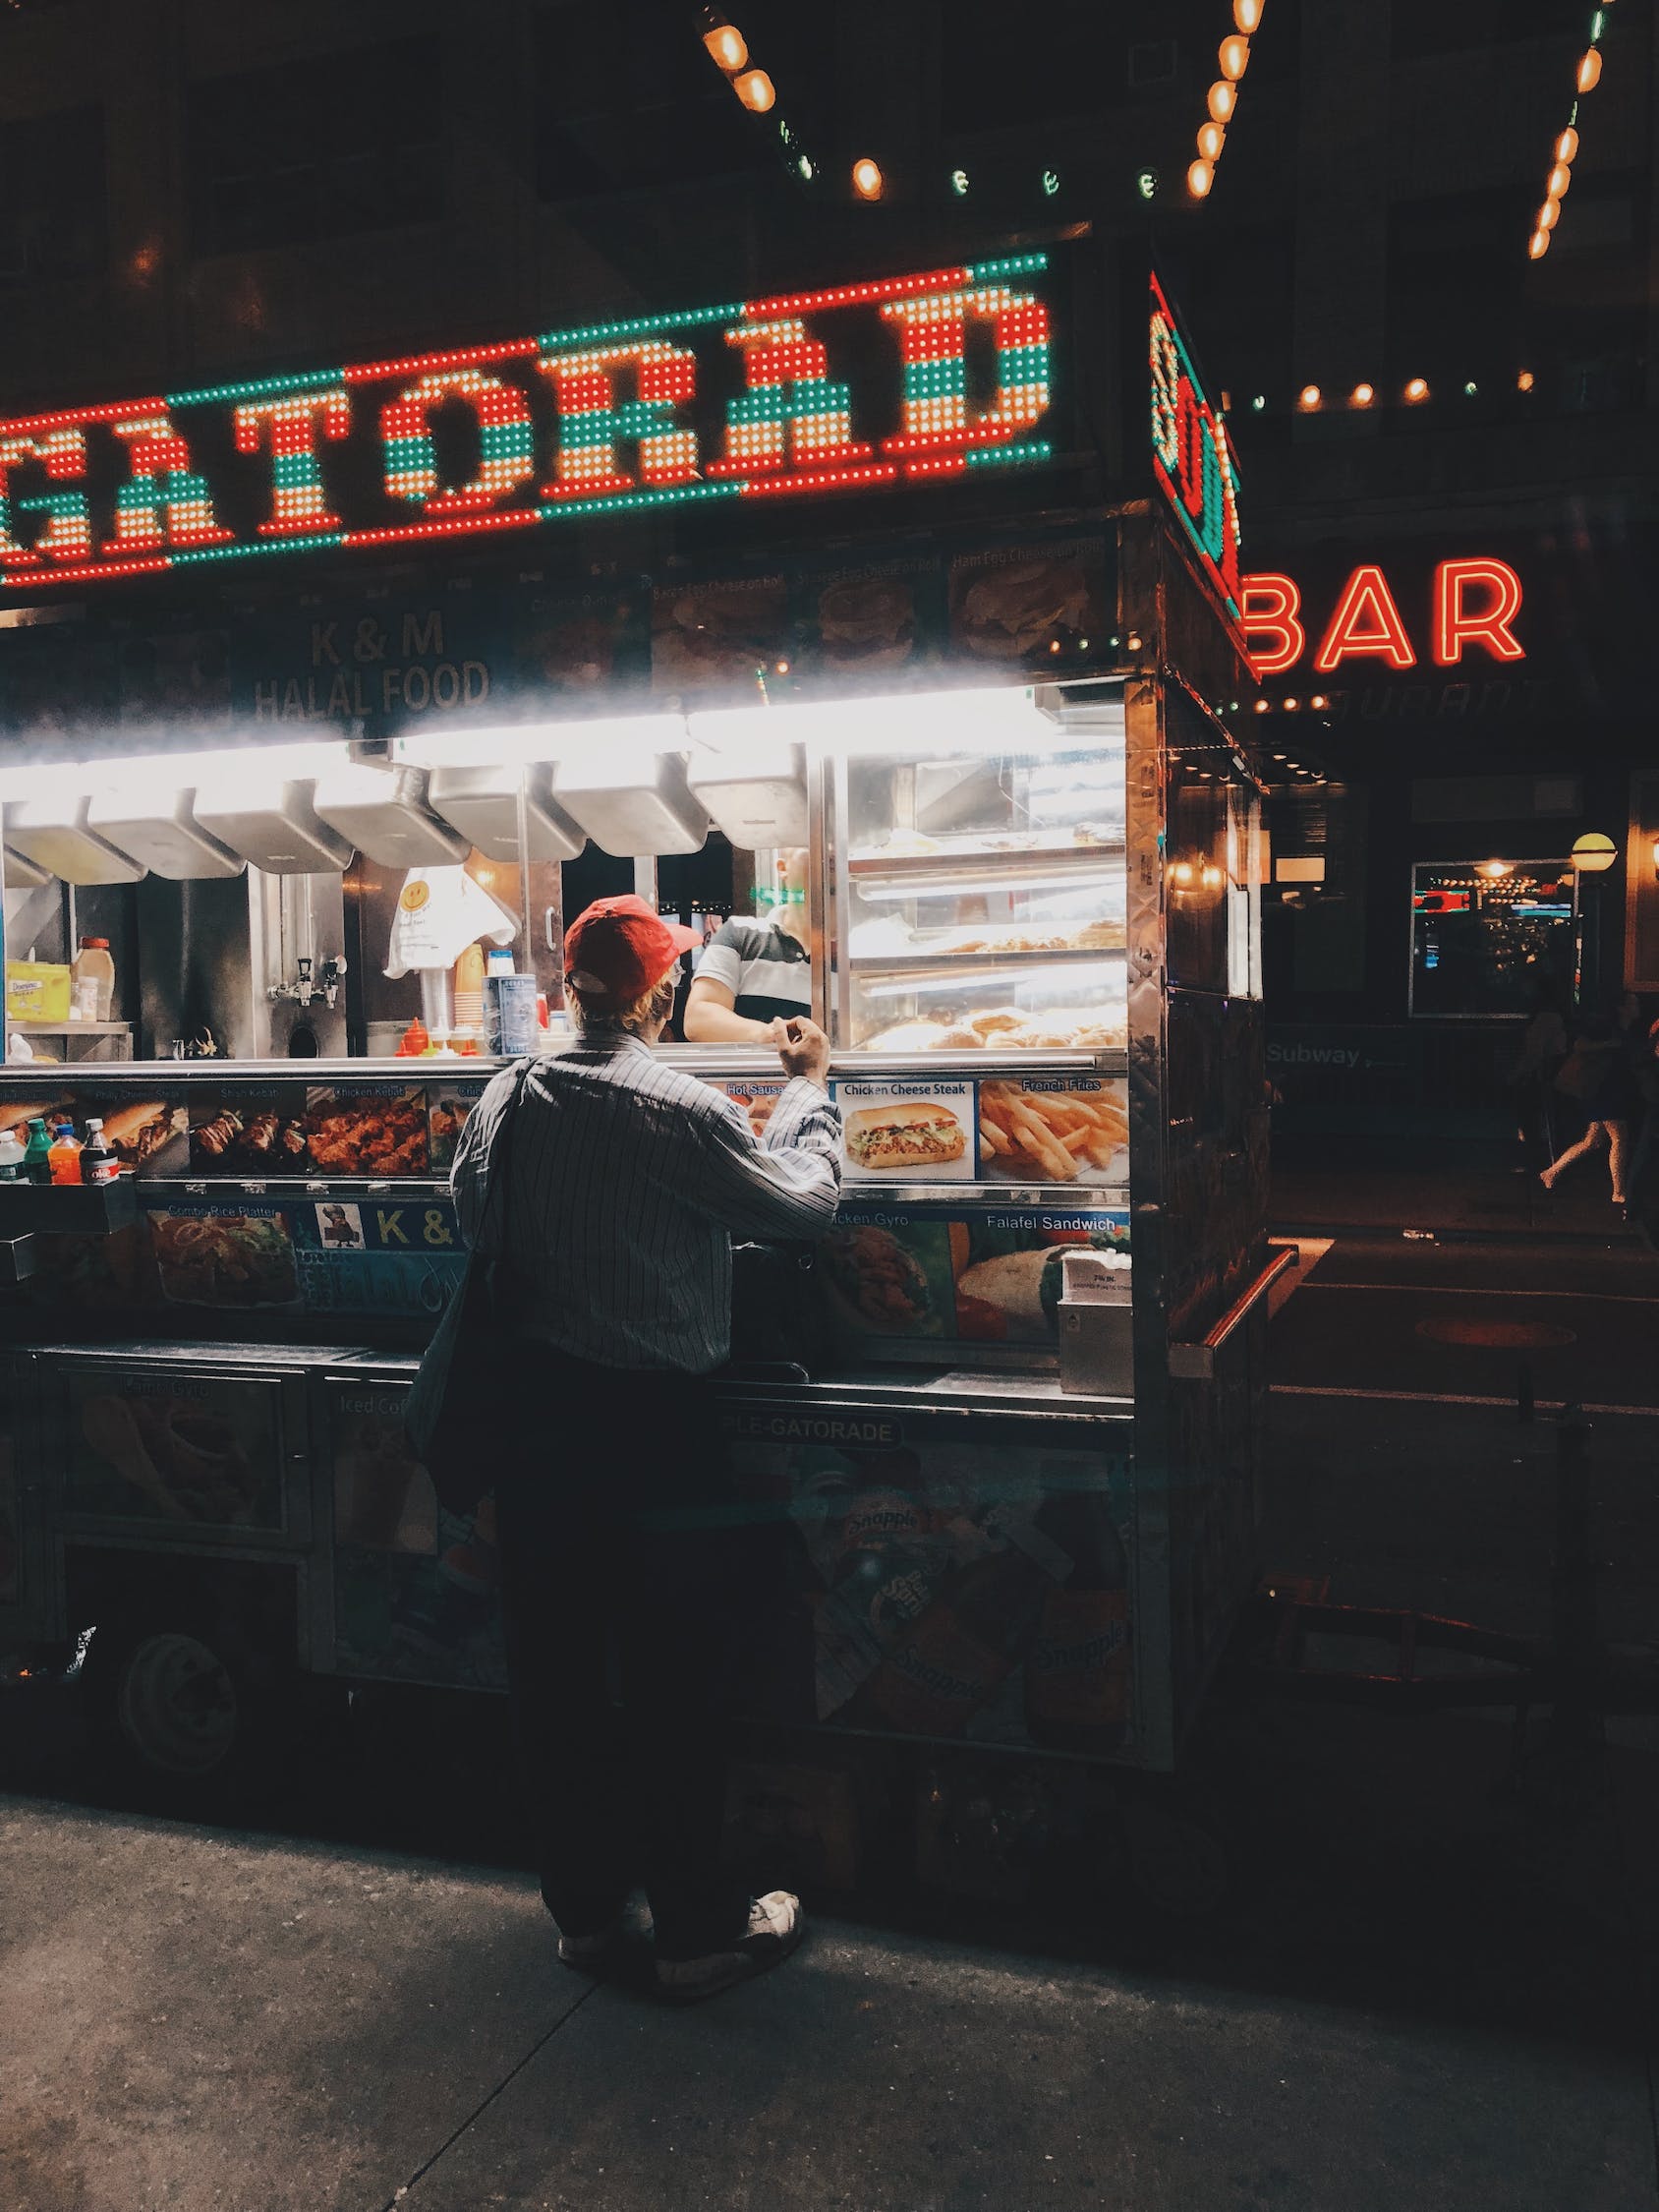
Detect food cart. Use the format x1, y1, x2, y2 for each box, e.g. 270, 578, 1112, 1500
0, 237, 1272, 1835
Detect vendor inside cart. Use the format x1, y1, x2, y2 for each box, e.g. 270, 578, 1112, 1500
682, 846, 813, 1045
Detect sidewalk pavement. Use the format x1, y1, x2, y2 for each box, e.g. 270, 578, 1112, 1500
1271, 1148, 1649, 1244
2, 1791, 1653, 2212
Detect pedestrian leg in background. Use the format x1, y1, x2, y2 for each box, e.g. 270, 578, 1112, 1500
1539, 1120, 1608, 1193
1605, 1118, 1630, 1206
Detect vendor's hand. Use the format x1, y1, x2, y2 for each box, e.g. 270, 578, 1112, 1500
776, 1016, 830, 1089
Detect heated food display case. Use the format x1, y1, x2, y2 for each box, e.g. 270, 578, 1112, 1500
0, 239, 1272, 1797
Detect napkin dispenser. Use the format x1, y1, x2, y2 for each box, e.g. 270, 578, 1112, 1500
1057, 1249, 1132, 1397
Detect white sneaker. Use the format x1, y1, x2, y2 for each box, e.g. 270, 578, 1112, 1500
655, 1892, 805, 2003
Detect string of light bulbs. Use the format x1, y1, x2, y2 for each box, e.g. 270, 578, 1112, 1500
1187, 0, 1263, 201
696, 9, 882, 202
1238, 369, 1547, 416
1527, 2, 1616, 261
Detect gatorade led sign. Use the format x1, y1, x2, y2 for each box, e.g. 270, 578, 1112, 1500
1241, 560, 1525, 675
1149, 269, 1243, 631
0, 254, 1055, 597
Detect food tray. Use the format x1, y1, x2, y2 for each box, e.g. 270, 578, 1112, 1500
846, 947, 1128, 975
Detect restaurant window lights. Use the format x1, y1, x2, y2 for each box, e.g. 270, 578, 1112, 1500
1408, 859, 1575, 1019
186, 39, 444, 255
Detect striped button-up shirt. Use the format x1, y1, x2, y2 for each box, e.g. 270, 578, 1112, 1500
451, 1031, 842, 1372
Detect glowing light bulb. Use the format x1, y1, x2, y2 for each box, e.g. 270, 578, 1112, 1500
1404, 376, 1429, 402
734, 68, 774, 111
1527, 228, 1551, 261
950, 167, 970, 197
1309, 694, 1329, 711
1233, 0, 1264, 29
702, 18, 748, 72
1537, 199, 1559, 231
1516, 369, 1536, 392
1297, 383, 1321, 411
1576, 47, 1602, 92
1207, 80, 1236, 125
1283, 696, 1299, 712
1198, 121, 1227, 160
1042, 168, 1061, 197
1187, 156, 1215, 199
1219, 33, 1250, 79
851, 155, 884, 200
1253, 698, 1271, 713
1351, 381, 1374, 407
1250, 393, 1266, 411
1547, 162, 1572, 200
1463, 380, 1478, 396
1555, 127, 1579, 164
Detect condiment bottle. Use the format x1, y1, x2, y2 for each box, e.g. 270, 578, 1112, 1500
48, 1122, 84, 1185
81, 1118, 120, 1188
396, 1017, 429, 1058
0, 1129, 25, 1182
23, 1118, 53, 1185
73, 937, 115, 1022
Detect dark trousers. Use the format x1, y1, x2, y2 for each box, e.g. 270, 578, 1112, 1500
492, 1352, 752, 1959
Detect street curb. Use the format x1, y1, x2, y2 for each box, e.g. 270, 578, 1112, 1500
1269, 1218, 1656, 1253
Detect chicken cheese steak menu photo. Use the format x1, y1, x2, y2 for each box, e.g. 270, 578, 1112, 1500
835, 1080, 974, 1185
66, 1369, 284, 1528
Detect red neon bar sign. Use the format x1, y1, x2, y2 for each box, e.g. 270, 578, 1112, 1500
0, 256, 1056, 596
1240, 559, 1525, 675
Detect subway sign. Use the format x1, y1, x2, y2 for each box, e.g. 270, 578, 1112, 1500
1241, 559, 1524, 675
0, 254, 1057, 597
1149, 268, 1243, 631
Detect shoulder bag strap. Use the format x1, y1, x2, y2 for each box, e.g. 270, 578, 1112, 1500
478, 1058, 534, 1256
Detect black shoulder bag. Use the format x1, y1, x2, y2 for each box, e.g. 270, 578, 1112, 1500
404, 1060, 531, 1516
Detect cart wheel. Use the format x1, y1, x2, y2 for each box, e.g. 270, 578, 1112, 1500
1122, 1803, 1232, 1919
84, 1613, 285, 1801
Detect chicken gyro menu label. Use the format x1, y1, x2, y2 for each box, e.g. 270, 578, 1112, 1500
833, 1080, 976, 1186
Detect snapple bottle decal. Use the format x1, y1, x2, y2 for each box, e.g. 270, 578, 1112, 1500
1024, 1486, 1131, 1750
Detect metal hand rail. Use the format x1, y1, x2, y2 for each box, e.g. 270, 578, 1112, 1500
1168, 1245, 1299, 1380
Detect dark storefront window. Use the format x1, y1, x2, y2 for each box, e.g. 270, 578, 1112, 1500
0, 106, 105, 284
1408, 858, 1575, 1019
187, 39, 444, 255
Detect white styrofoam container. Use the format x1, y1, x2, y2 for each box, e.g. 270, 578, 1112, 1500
194, 776, 356, 874
312, 764, 470, 868
686, 740, 809, 848
5, 796, 147, 885
427, 762, 586, 863
551, 750, 708, 858
86, 788, 246, 881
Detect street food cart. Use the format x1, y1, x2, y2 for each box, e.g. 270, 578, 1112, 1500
0, 237, 1271, 1823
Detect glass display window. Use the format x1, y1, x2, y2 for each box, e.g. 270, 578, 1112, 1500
830, 706, 1127, 1053
1409, 858, 1576, 1018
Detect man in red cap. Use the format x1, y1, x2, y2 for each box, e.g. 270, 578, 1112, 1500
452, 894, 840, 2001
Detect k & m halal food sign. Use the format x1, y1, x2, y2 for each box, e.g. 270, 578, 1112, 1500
0, 255, 1056, 598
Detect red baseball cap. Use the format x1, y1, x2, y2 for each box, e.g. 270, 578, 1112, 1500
562, 895, 701, 1012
